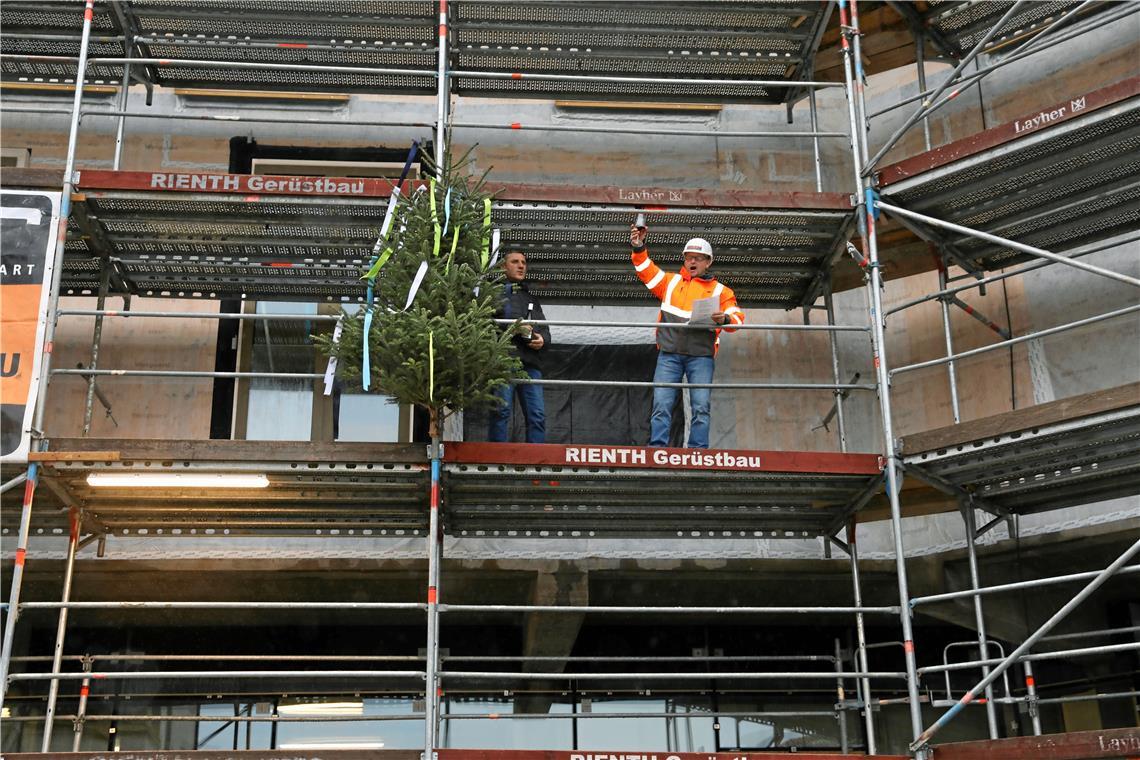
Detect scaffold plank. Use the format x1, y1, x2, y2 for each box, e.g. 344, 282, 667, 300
443, 443, 884, 537
901, 384, 1140, 515
0, 170, 857, 307
929, 726, 1140, 760
878, 78, 1140, 271
899, 383, 1140, 456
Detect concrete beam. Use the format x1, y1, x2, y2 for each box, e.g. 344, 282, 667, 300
514, 563, 589, 715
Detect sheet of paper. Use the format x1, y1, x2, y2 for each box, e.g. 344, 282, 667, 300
688, 294, 719, 326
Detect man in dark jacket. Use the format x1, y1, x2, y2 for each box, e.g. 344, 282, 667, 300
489, 250, 551, 443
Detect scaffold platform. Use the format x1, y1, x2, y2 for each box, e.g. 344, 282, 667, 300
2, 440, 887, 541
900, 383, 1140, 516
442, 442, 884, 538
1, 1, 835, 104
0, 169, 857, 308
2, 439, 429, 537
878, 77, 1140, 271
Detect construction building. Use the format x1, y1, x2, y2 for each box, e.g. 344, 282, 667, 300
0, 1, 1137, 758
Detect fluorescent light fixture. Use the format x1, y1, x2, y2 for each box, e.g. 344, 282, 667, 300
277, 700, 364, 716
86, 473, 270, 489
279, 741, 383, 750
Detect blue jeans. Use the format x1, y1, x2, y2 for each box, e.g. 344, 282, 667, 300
489, 366, 546, 443
650, 352, 714, 448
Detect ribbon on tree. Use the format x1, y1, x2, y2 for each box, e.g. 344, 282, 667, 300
361, 140, 419, 390
489, 228, 503, 268
404, 260, 429, 311
322, 315, 344, 396
474, 228, 501, 298
428, 329, 435, 403
429, 179, 442, 257
481, 198, 492, 269
443, 186, 452, 236
445, 224, 461, 274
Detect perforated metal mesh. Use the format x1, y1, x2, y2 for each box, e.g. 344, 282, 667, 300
0, 60, 125, 83
455, 51, 791, 77
151, 66, 433, 91
492, 207, 843, 229
455, 75, 774, 100
134, 0, 432, 16
452, 3, 813, 31
143, 41, 435, 68
930, 1, 1081, 54
93, 196, 388, 219
102, 219, 381, 239
68, 182, 851, 306
443, 466, 877, 537
0, 3, 117, 32
893, 108, 1139, 209
132, 9, 434, 41
885, 98, 1140, 269
455, 28, 802, 54
906, 410, 1140, 515
952, 159, 1140, 229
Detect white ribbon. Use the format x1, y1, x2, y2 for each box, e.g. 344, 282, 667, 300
323, 316, 344, 396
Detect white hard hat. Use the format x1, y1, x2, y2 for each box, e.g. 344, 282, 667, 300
683, 237, 713, 262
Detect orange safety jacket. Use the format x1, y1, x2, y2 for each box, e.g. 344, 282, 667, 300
632, 247, 745, 356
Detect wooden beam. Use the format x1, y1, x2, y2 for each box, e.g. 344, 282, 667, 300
0, 82, 118, 95
553, 100, 721, 112
172, 88, 349, 102
29, 451, 121, 462
930, 727, 1140, 760
900, 382, 1140, 455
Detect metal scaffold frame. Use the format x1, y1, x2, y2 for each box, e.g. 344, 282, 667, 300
836, 0, 1140, 756
1, 1, 1137, 757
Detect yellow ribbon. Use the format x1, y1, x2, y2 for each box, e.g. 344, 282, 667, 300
429, 179, 441, 257
428, 330, 435, 402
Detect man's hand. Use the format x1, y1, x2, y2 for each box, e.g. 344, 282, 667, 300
630, 224, 647, 249
527, 333, 545, 350
712, 312, 727, 325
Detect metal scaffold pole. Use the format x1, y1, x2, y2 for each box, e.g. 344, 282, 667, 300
424, 434, 443, 758
41, 510, 83, 750
0, 0, 96, 710
82, 262, 112, 435
434, 0, 450, 172
846, 521, 876, 754
824, 283, 849, 452
937, 262, 962, 424
961, 501, 999, 738
838, 0, 925, 744
912, 536, 1140, 751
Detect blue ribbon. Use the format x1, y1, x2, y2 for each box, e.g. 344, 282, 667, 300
443, 186, 452, 236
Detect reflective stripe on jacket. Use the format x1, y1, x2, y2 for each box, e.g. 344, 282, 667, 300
632, 247, 745, 356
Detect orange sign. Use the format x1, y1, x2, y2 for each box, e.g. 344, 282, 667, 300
1, 190, 60, 463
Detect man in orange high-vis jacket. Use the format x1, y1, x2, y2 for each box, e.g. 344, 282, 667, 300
631, 224, 745, 448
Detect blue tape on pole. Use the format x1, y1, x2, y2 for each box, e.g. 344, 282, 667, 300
866, 187, 881, 221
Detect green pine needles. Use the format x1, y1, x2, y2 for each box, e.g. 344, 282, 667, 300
316, 150, 521, 433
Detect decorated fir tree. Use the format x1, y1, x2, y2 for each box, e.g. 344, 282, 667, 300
316, 150, 521, 436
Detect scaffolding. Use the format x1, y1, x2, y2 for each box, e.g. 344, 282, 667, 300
1, 1, 1138, 757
